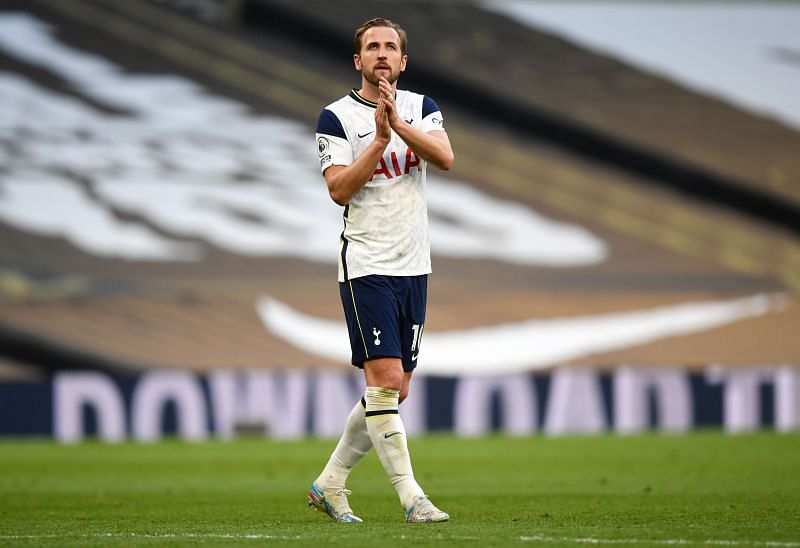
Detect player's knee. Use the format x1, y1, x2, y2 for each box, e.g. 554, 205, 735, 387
364, 357, 404, 390
382, 370, 404, 392
399, 386, 409, 404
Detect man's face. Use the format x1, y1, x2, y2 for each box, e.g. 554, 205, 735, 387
354, 26, 407, 86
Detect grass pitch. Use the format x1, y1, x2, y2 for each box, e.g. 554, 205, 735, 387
1, 433, 799, 546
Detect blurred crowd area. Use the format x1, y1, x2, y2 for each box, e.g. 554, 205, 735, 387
0, 0, 798, 389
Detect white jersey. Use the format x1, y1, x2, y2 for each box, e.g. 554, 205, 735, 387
316, 89, 445, 282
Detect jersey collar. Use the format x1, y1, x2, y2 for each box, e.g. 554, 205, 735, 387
349, 88, 399, 109
349, 89, 378, 109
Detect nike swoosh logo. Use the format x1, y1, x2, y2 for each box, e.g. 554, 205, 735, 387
412, 354, 419, 361
405, 118, 413, 124
256, 294, 786, 377
357, 130, 374, 138
384, 432, 402, 439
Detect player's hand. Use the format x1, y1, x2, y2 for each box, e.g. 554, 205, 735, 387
374, 90, 391, 144
378, 77, 401, 128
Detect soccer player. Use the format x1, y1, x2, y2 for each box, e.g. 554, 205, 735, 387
308, 17, 454, 523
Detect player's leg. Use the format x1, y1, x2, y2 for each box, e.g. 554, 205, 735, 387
395, 275, 448, 522
347, 276, 431, 517
313, 350, 414, 507
309, 365, 416, 522
308, 278, 386, 523
308, 394, 368, 523
309, 395, 371, 522
363, 357, 425, 509
363, 360, 448, 522
315, 397, 370, 490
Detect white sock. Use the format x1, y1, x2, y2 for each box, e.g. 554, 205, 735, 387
316, 398, 372, 490
364, 386, 425, 509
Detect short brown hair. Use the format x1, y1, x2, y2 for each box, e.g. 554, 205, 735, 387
354, 17, 407, 55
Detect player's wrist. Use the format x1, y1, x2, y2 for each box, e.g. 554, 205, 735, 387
373, 135, 391, 148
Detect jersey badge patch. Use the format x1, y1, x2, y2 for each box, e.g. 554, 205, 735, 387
317, 136, 329, 157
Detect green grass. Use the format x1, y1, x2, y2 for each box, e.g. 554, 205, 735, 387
1, 433, 799, 546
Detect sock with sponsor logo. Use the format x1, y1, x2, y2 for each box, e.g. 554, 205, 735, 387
364, 386, 425, 510
316, 398, 372, 490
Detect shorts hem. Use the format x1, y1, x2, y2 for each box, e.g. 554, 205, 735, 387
351, 353, 403, 369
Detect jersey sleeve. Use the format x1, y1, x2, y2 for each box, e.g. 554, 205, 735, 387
316, 108, 353, 173
420, 96, 445, 134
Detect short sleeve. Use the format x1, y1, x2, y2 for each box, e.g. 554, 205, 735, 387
316, 109, 353, 173
420, 96, 445, 134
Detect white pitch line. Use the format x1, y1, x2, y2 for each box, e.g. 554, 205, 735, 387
1, 533, 797, 545
519, 535, 800, 547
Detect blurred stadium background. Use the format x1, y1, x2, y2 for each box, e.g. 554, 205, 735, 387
0, 0, 799, 441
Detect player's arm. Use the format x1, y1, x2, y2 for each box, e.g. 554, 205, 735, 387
378, 78, 454, 171
323, 100, 392, 206
324, 140, 387, 206
389, 126, 453, 171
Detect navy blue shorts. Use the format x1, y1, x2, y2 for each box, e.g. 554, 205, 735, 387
339, 274, 427, 372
